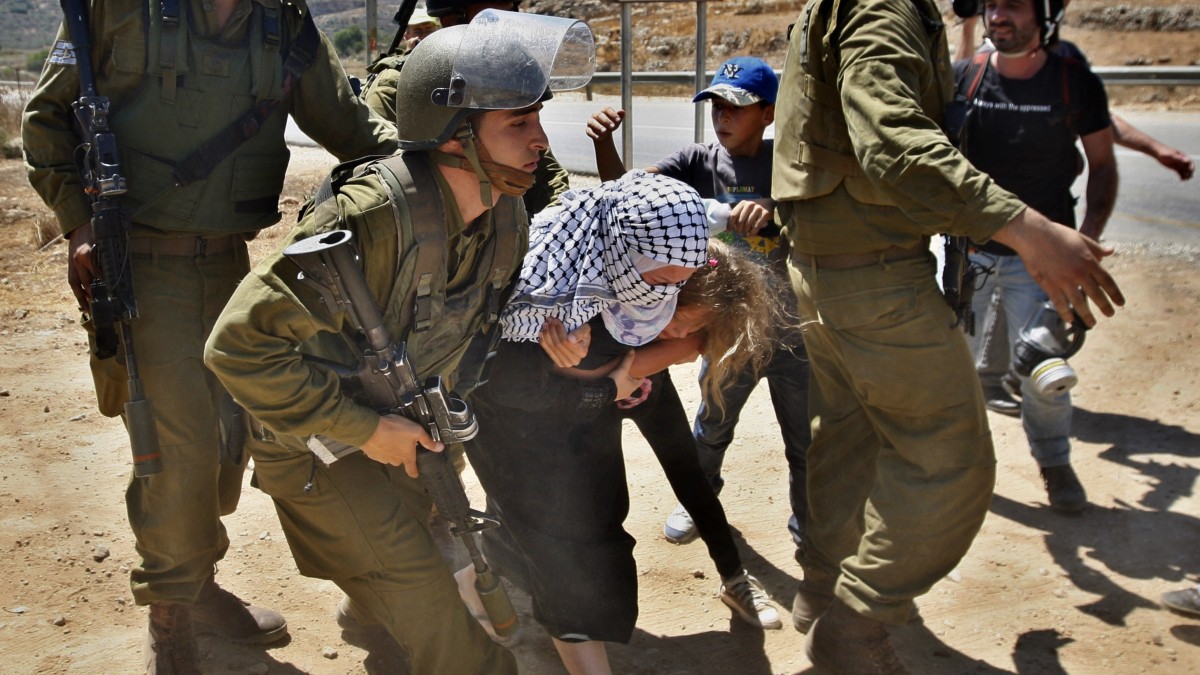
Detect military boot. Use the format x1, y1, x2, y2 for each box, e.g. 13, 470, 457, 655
335, 594, 382, 632
145, 602, 201, 675
791, 570, 836, 633
804, 598, 908, 674
192, 577, 288, 645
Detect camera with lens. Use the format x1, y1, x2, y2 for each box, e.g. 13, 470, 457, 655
1011, 302, 1087, 397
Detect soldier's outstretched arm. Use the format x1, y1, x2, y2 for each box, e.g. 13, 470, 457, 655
991, 208, 1125, 327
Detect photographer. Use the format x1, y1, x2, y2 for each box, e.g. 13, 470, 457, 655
954, 0, 1117, 512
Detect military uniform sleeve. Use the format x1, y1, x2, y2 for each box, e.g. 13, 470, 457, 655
290, 24, 398, 161
836, 0, 1024, 242
361, 67, 401, 125
22, 22, 93, 236
204, 173, 400, 448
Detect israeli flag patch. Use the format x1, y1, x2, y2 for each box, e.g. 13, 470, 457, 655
48, 40, 76, 66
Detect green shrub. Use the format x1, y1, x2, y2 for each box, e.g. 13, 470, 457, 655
333, 25, 364, 57
25, 49, 48, 73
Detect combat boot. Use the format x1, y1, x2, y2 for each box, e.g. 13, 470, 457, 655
1041, 464, 1087, 513
192, 577, 288, 645
145, 602, 201, 675
336, 594, 382, 632
804, 597, 908, 674
791, 570, 835, 633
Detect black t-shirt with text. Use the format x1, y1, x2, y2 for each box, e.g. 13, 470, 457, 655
954, 51, 1110, 255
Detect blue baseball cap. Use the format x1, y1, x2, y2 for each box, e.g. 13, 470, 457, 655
692, 56, 778, 106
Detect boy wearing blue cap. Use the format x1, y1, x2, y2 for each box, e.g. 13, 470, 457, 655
588, 54, 811, 585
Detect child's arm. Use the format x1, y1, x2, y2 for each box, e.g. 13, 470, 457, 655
727, 198, 776, 236
586, 107, 632, 182
629, 333, 705, 379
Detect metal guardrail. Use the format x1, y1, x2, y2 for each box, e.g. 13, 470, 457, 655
584, 66, 1200, 92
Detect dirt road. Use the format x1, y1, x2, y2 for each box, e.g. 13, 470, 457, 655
1, 148, 1198, 674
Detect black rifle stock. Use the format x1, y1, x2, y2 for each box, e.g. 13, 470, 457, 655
284, 230, 517, 638
61, 0, 161, 476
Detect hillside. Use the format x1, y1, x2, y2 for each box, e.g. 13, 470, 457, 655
4, 0, 1197, 65
0, 0, 59, 51
2, 0, 1196, 106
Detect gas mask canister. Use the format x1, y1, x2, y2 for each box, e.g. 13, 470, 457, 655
1011, 302, 1088, 397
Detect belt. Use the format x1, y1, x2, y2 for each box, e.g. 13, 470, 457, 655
129, 235, 241, 257
792, 242, 927, 270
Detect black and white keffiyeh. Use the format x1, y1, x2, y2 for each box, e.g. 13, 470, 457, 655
500, 170, 709, 346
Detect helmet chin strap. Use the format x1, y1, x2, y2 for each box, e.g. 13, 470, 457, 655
430, 124, 535, 206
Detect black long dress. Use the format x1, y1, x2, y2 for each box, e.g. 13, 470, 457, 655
465, 316, 741, 643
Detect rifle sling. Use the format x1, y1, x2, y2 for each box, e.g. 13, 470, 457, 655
171, 11, 320, 187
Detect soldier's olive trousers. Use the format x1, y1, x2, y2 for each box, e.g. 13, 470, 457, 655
787, 253, 996, 625
248, 435, 516, 674
88, 242, 250, 605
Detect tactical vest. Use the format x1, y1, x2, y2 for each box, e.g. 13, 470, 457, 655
109, 0, 303, 234
774, 0, 951, 206
312, 151, 526, 391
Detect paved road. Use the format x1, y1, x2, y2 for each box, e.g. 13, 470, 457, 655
287, 95, 1199, 245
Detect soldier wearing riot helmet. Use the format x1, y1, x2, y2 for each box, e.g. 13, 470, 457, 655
362, 0, 571, 215
204, 11, 594, 672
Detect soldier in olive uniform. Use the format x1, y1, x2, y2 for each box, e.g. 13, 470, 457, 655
362, 0, 570, 216
204, 11, 594, 674
772, 0, 1125, 671
22, 0, 396, 671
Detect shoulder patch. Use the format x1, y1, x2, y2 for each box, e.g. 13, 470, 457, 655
48, 40, 76, 66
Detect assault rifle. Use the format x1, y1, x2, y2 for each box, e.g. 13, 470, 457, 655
61, 0, 162, 476
284, 229, 517, 639
941, 235, 983, 334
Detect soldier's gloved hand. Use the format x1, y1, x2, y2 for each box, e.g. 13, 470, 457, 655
361, 414, 443, 478
66, 220, 98, 311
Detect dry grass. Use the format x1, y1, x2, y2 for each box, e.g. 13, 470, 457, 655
0, 85, 30, 149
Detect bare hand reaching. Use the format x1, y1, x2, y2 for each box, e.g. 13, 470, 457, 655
727, 198, 775, 236
586, 107, 625, 143
992, 208, 1125, 327
606, 350, 642, 400
538, 317, 591, 368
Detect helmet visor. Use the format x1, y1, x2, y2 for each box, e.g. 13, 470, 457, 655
444, 9, 595, 111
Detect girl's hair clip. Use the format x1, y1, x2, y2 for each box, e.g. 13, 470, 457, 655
707, 258, 719, 268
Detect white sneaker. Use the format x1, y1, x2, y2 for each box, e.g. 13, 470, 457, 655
663, 503, 698, 544
719, 573, 782, 630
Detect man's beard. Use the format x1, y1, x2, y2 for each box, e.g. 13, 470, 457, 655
989, 22, 1041, 57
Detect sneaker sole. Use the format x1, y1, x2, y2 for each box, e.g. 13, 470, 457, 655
985, 401, 1021, 417
663, 527, 699, 545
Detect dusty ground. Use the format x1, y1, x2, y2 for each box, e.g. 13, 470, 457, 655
1, 139, 1198, 675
